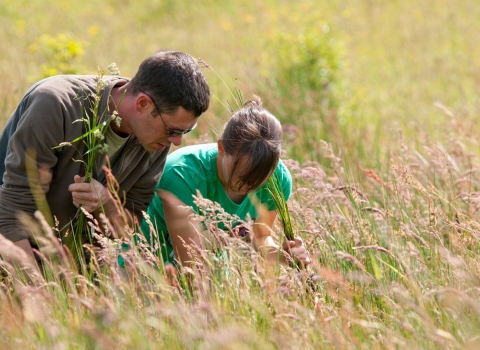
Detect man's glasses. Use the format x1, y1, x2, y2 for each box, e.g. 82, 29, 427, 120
142, 91, 197, 137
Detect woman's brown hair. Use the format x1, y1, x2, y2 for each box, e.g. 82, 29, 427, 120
220, 97, 282, 191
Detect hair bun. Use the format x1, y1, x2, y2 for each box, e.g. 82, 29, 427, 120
243, 95, 263, 109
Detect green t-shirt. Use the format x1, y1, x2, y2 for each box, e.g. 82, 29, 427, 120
139, 143, 292, 265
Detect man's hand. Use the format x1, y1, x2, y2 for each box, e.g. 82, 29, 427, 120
283, 237, 311, 266
68, 175, 112, 213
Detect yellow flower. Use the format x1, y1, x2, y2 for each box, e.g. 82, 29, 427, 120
220, 20, 232, 31
16, 20, 26, 37
243, 14, 254, 24
104, 6, 115, 15
88, 25, 100, 37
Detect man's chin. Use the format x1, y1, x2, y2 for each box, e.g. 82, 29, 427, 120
155, 143, 167, 151
141, 143, 168, 153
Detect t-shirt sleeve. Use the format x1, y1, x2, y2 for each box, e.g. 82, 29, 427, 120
158, 165, 207, 213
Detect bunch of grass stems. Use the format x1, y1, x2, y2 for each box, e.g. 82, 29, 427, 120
54, 67, 116, 271
266, 173, 295, 241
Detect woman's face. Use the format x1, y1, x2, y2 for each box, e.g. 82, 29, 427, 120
221, 154, 268, 194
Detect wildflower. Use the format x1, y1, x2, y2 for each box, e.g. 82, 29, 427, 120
98, 143, 109, 154
111, 110, 121, 127
97, 79, 108, 90
93, 129, 105, 140
90, 92, 101, 102
107, 62, 120, 76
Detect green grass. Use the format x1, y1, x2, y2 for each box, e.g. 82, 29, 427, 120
2, 0, 480, 348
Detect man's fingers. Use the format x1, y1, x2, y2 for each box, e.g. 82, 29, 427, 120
72, 193, 99, 205
69, 183, 90, 193
71, 190, 96, 199
69, 176, 109, 213
69, 182, 102, 194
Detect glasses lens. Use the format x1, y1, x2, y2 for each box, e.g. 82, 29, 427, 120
165, 123, 196, 137
166, 129, 189, 137
165, 130, 181, 137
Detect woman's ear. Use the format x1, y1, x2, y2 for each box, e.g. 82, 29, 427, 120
217, 139, 225, 156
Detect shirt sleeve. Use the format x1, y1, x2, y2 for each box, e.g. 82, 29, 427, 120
158, 165, 208, 213
0, 88, 65, 241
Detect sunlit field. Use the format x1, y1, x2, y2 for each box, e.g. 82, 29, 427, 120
2, 0, 480, 348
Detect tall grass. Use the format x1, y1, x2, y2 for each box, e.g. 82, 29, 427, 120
0, 115, 479, 348
2, 0, 480, 348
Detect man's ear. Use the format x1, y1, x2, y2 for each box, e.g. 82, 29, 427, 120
135, 94, 150, 112
217, 139, 225, 155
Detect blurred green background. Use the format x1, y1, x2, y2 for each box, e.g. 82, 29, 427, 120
2, 0, 480, 168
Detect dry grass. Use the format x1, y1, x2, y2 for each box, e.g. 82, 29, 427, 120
2, 0, 480, 348
1, 131, 480, 348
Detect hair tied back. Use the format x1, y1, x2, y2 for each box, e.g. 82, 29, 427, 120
243, 95, 263, 109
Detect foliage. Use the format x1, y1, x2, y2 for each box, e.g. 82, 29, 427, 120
28, 32, 87, 79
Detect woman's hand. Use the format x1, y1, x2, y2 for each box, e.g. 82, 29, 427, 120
283, 237, 311, 266
164, 264, 179, 288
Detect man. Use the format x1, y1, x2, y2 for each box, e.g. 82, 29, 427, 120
0, 50, 210, 263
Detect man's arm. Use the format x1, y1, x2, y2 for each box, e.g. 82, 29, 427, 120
0, 87, 66, 243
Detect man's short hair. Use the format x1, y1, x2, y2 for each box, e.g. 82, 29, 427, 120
129, 51, 210, 117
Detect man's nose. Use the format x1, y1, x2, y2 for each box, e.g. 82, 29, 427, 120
167, 134, 183, 146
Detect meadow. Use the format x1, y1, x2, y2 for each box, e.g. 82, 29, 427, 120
1, 0, 480, 348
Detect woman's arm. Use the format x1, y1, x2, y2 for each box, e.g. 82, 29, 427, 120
253, 209, 311, 266
252, 209, 278, 256
158, 190, 204, 268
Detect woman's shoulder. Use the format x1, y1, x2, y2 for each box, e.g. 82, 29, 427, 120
164, 143, 218, 176
167, 143, 217, 164
158, 143, 218, 200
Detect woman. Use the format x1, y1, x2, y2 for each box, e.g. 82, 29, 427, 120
140, 98, 310, 271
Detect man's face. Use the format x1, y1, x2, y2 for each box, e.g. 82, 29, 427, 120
134, 104, 198, 152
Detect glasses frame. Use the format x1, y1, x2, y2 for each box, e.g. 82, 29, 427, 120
142, 91, 197, 137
